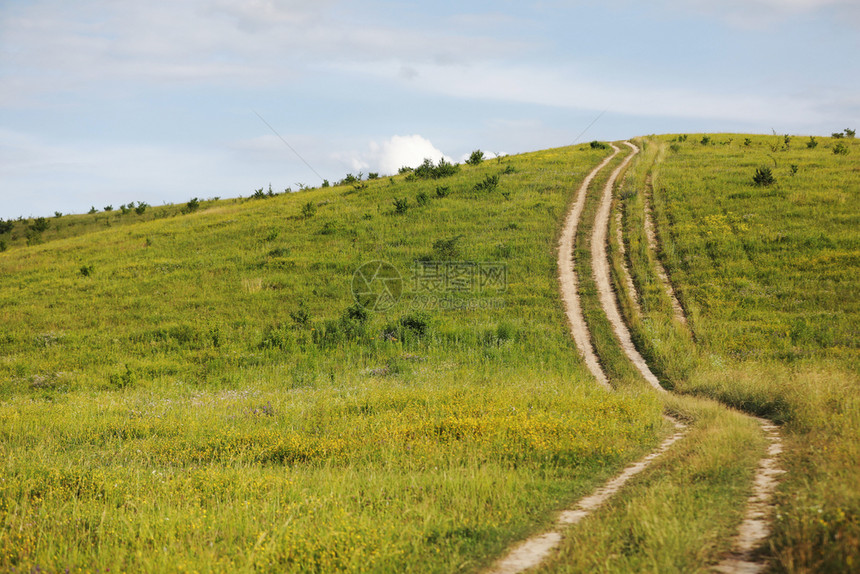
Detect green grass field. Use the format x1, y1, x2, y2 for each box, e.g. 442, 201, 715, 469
0, 133, 857, 572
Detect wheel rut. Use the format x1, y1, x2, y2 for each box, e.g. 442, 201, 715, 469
609, 143, 786, 573
488, 144, 687, 574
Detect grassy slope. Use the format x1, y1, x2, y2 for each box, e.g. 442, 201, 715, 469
0, 147, 669, 572
620, 134, 859, 572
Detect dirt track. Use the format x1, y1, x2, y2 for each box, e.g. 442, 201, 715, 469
489, 144, 686, 574
490, 141, 785, 574
599, 143, 785, 573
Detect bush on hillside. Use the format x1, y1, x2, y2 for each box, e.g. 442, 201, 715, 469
473, 174, 500, 193
393, 197, 409, 214
413, 158, 459, 179
29, 217, 50, 233
806, 136, 818, 149
590, 141, 609, 150
752, 166, 776, 187
833, 142, 850, 155
301, 200, 317, 218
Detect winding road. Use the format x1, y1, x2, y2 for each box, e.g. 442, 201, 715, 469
489, 141, 784, 573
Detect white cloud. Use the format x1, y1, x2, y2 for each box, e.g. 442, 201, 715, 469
363, 135, 452, 176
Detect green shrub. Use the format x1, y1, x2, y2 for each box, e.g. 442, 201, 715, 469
393, 197, 409, 214
134, 202, 148, 215
435, 186, 450, 198
185, 198, 200, 213
400, 311, 432, 337
790, 164, 799, 176
432, 236, 462, 259
846, 128, 856, 138
368, 172, 379, 180
29, 217, 50, 233
833, 142, 850, 155
301, 200, 317, 218
744, 138, 752, 146
0, 239, 6, 252
88, 206, 97, 214
416, 191, 429, 206
103, 205, 113, 212
832, 132, 844, 139
322, 179, 330, 188
0, 219, 13, 234
79, 264, 95, 277
503, 164, 516, 174
700, 135, 711, 145
806, 136, 818, 149
54, 211, 63, 218
753, 166, 776, 186
473, 174, 500, 193
466, 150, 484, 165
590, 141, 609, 150
253, 188, 267, 199
413, 158, 459, 179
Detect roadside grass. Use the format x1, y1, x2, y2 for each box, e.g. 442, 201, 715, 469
0, 146, 671, 572
623, 134, 859, 572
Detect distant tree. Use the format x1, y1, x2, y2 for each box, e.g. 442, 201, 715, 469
185, 197, 200, 213
88, 206, 98, 214
466, 150, 485, 165
0, 219, 14, 234
30, 217, 50, 233
134, 201, 148, 215
54, 211, 63, 218
103, 205, 113, 212
845, 128, 856, 138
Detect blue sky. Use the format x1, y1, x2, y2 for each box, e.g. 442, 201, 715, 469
1, 0, 858, 219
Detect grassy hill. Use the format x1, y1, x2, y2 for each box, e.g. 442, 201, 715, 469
0, 147, 671, 572
0, 133, 857, 572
